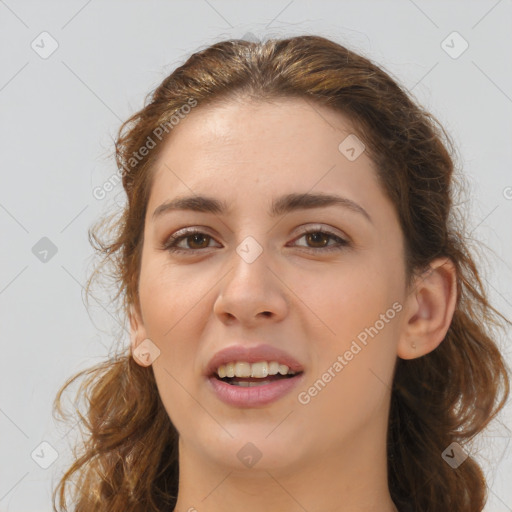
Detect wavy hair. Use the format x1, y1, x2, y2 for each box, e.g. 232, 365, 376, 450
53, 35, 510, 511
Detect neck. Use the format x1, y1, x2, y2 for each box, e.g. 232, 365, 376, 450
173, 424, 398, 512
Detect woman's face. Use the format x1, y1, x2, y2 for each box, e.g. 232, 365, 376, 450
132, 97, 410, 473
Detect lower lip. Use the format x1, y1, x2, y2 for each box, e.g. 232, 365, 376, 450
207, 374, 304, 407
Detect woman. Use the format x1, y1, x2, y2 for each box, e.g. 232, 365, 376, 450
53, 35, 510, 512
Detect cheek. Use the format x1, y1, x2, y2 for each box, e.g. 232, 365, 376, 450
293, 253, 403, 410
137, 261, 214, 426
138, 254, 211, 342
303, 256, 402, 399
293, 271, 401, 450
294, 253, 403, 348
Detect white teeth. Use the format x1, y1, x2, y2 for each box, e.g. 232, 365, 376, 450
215, 361, 297, 378
268, 361, 279, 375
234, 362, 252, 378
251, 361, 268, 378
225, 362, 235, 378
278, 364, 289, 375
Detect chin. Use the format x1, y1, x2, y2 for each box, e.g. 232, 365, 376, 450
195, 427, 307, 473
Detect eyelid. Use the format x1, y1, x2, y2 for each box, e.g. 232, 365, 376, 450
292, 223, 348, 240
162, 224, 350, 254
162, 226, 220, 249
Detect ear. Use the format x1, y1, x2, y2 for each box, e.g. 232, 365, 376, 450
397, 257, 457, 360
129, 302, 152, 367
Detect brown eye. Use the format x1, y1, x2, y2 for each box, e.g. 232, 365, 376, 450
305, 232, 331, 248
293, 228, 349, 252
185, 233, 211, 249
163, 227, 349, 255
163, 229, 219, 253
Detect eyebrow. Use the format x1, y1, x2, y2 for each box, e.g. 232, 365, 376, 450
152, 192, 372, 223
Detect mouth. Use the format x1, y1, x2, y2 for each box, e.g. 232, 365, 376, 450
212, 361, 303, 387
207, 360, 305, 407
205, 344, 305, 407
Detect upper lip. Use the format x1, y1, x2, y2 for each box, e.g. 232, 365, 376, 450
205, 344, 304, 377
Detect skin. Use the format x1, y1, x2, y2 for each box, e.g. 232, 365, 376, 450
129, 96, 457, 512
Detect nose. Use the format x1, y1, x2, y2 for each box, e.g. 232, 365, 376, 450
213, 244, 289, 326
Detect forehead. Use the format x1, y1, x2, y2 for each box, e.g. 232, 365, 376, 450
159, 96, 359, 161
148, 97, 381, 212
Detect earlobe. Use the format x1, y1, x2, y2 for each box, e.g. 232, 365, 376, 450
397, 258, 457, 360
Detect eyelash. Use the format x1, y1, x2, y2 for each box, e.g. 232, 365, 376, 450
161, 226, 349, 255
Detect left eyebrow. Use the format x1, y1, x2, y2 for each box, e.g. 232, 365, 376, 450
152, 192, 372, 224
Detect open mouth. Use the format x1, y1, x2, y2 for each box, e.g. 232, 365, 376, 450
206, 347, 306, 406
208, 359, 305, 406
212, 361, 303, 387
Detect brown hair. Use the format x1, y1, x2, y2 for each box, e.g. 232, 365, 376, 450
53, 35, 510, 512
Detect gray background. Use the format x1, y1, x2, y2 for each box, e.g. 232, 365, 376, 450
1, 1, 511, 510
